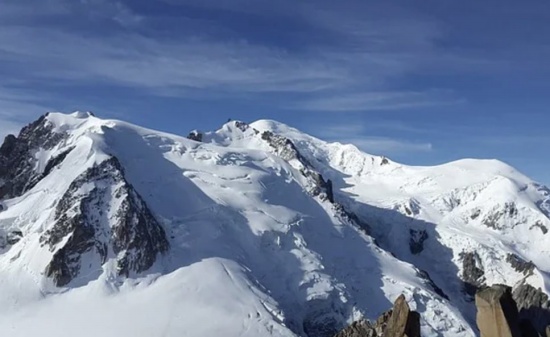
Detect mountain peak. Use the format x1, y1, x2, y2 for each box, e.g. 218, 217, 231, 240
1, 113, 549, 337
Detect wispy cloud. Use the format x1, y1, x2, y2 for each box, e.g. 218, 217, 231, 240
0, 0, 475, 105
0, 28, 351, 95
293, 90, 463, 112
343, 137, 433, 154
312, 122, 433, 155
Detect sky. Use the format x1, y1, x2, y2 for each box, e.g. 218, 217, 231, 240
0, 0, 549, 184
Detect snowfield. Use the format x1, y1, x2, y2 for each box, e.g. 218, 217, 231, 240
0, 112, 548, 336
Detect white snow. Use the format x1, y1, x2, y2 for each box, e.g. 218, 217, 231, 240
0, 114, 548, 337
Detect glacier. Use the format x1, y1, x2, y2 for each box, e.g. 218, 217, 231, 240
0, 112, 549, 337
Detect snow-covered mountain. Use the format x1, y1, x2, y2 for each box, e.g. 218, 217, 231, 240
0, 112, 548, 337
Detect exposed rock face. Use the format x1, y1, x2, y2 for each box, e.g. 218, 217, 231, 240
40, 156, 169, 286
187, 130, 203, 142
506, 254, 535, 276
0, 114, 67, 199
261, 130, 306, 163
512, 282, 550, 334
333, 295, 420, 337
530, 220, 548, 234
475, 285, 522, 337
482, 202, 521, 230
409, 229, 428, 255
234, 120, 250, 132
416, 269, 449, 300
261, 130, 334, 202
334, 320, 376, 337
460, 251, 486, 296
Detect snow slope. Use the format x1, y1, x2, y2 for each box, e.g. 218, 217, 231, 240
213, 119, 550, 328
0, 113, 548, 336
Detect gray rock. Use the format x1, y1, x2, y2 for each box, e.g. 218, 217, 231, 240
40, 156, 169, 286
512, 282, 550, 334
409, 229, 428, 255
187, 130, 203, 142
333, 295, 420, 337
506, 253, 535, 276
0, 114, 67, 199
482, 202, 519, 230
333, 320, 376, 337
234, 121, 249, 132
460, 251, 485, 296
6, 231, 23, 245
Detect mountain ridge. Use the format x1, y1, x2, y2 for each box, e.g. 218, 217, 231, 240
0, 112, 548, 336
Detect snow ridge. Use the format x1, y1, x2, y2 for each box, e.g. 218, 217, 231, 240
0, 113, 548, 337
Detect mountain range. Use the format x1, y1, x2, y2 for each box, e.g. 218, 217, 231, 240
0, 112, 549, 337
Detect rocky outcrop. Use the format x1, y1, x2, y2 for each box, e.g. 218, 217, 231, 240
0, 230, 23, 249
474, 284, 550, 337
482, 202, 521, 230
187, 130, 203, 142
416, 269, 449, 300
530, 220, 548, 234
334, 295, 420, 337
460, 251, 486, 296
512, 282, 550, 334
506, 254, 535, 276
40, 156, 169, 286
260, 130, 334, 202
383, 295, 420, 337
234, 120, 250, 132
0, 114, 67, 199
409, 229, 428, 255
334, 320, 376, 337
475, 285, 522, 337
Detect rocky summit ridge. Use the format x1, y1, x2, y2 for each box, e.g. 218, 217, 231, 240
0, 112, 549, 337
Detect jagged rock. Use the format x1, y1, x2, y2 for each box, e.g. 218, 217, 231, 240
475, 285, 522, 337
375, 311, 392, 336
333, 295, 419, 337
471, 208, 481, 220
483, 202, 520, 230
0, 134, 17, 159
234, 121, 249, 132
6, 231, 23, 245
261, 131, 304, 162
506, 253, 535, 276
40, 156, 169, 286
530, 221, 548, 234
260, 130, 336, 202
187, 130, 203, 142
460, 251, 485, 296
512, 282, 550, 334
0, 114, 67, 199
416, 269, 449, 300
383, 295, 420, 337
333, 320, 376, 337
409, 229, 428, 255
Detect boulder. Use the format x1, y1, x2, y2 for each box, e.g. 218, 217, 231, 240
475, 285, 522, 337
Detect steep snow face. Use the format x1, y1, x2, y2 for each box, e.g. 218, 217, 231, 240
219, 119, 550, 331
0, 113, 475, 337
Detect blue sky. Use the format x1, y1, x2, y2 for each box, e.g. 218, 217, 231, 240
0, 0, 549, 184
